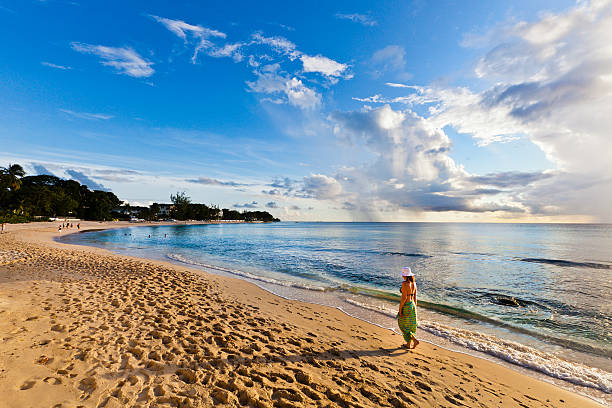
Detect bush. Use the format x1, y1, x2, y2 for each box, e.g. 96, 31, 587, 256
0, 214, 49, 223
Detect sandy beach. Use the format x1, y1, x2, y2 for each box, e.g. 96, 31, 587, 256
0, 222, 604, 408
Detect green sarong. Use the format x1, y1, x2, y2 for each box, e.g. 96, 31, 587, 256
398, 300, 417, 342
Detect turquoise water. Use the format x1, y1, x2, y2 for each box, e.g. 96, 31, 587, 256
62, 222, 612, 398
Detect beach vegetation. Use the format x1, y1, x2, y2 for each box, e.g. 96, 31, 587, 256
0, 163, 279, 223
0, 163, 121, 221
170, 191, 192, 220
221, 208, 279, 222
0, 163, 26, 192
155, 193, 278, 222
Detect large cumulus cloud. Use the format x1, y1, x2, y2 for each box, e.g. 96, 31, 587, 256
325, 105, 528, 217
346, 0, 612, 221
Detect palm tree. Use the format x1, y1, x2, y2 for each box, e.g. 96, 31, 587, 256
0, 163, 26, 191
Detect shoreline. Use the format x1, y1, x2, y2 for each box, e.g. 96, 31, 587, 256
65, 223, 612, 404
0, 221, 606, 407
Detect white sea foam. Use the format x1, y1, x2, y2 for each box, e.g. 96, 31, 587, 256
168, 253, 612, 395
345, 298, 399, 316
166, 253, 328, 292
344, 298, 612, 394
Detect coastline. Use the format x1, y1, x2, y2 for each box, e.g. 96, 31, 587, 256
0, 221, 605, 407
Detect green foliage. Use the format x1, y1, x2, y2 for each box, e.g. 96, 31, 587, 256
0, 162, 281, 223
138, 207, 158, 221
170, 191, 191, 220
221, 208, 279, 222
110, 210, 132, 221
0, 214, 47, 223
165, 195, 275, 222
0, 163, 26, 192
167, 192, 222, 221
0, 163, 121, 221
149, 203, 160, 219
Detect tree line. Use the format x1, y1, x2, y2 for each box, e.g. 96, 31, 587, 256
0, 164, 121, 222
1, 164, 280, 223
136, 191, 279, 222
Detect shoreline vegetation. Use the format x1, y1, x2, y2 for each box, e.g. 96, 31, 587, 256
0, 163, 279, 224
0, 222, 604, 407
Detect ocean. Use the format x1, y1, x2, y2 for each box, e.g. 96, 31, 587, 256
61, 222, 612, 404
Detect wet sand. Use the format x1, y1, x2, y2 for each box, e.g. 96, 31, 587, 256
0, 221, 605, 407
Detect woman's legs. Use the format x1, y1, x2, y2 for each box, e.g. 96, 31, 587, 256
401, 334, 419, 348
400, 330, 412, 348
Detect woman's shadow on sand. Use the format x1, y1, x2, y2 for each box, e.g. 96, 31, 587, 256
225, 345, 411, 366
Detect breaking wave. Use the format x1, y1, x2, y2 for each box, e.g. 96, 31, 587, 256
166, 253, 328, 292
343, 299, 612, 394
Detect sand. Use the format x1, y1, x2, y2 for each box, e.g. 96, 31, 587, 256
0, 222, 605, 408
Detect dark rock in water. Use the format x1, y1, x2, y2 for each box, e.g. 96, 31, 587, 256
520, 257, 611, 270
495, 295, 521, 307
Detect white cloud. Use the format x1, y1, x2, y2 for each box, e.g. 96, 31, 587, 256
150, 15, 220, 40
246, 64, 285, 92
301, 54, 348, 78
251, 32, 299, 59
285, 78, 320, 109
244, 34, 351, 106
328, 105, 532, 216
41, 61, 72, 70
59, 109, 114, 120
369, 45, 412, 80
186, 177, 248, 187
71, 43, 154, 77
358, 85, 525, 145
351, 1, 612, 221
150, 19, 348, 109
234, 201, 258, 208
335, 13, 377, 27
208, 42, 244, 61
385, 82, 412, 88
251, 33, 351, 81
282, 205, 301, 218
247, 64, 320, 110
331, 104, 460, 183
150, 15, 229, 63
123, 200, 154, 208
301, 174, 343, 199
65, 169, 109, 191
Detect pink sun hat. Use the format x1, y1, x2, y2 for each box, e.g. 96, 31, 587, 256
401, 266, 414, 277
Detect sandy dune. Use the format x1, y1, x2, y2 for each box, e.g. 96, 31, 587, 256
0, 223, 604, 407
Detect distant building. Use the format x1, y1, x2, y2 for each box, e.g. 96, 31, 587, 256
115, 206, 147, 217
156, 203, 173, 218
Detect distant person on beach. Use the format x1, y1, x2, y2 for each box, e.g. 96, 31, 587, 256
58, 225, 62, 234
398, 266, 419, 349
1, 222, 5, 234
77, 223, 80, 230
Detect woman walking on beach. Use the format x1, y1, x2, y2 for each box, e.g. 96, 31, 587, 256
398, 267, 419, 349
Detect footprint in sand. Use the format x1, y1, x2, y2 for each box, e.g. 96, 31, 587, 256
36, 355, 52, 365
50, 324, 66, 332
20, 380, 36, 390
79, 377, 97, 394
43, 376, 62, 385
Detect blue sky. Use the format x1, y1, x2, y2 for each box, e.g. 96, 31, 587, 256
2, 0, 610, 222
